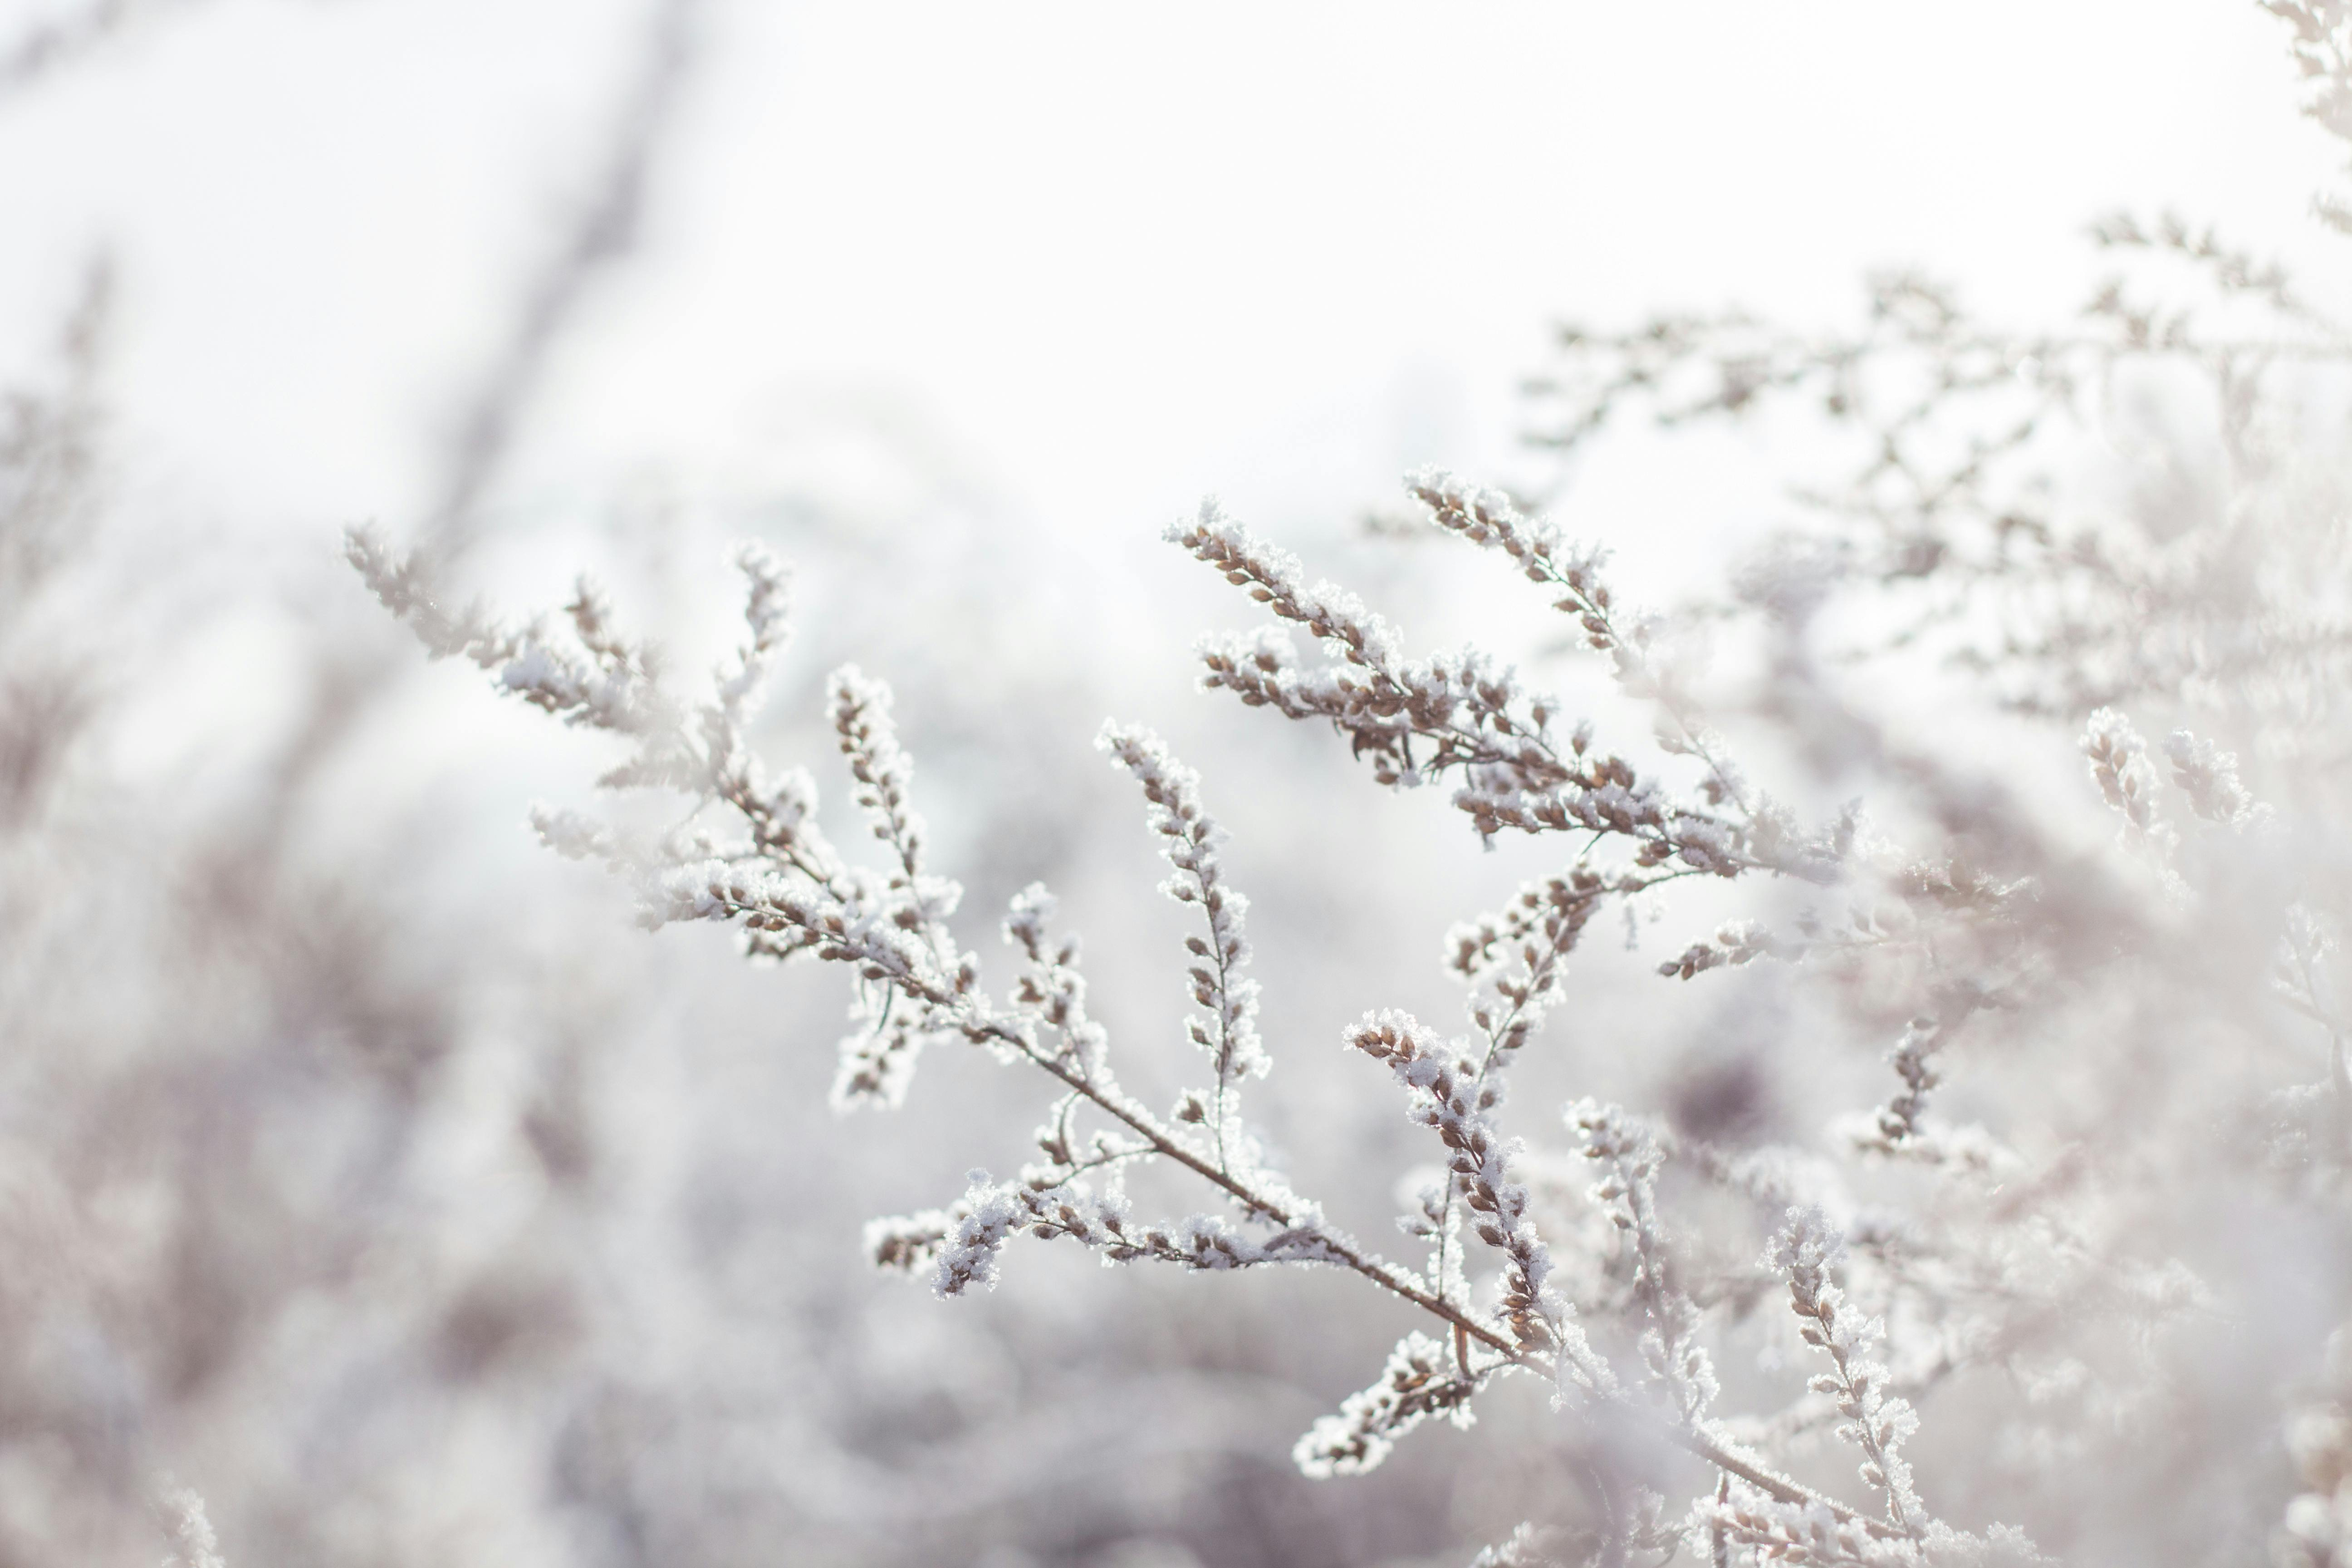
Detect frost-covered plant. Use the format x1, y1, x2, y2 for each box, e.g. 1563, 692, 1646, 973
346, 460, 2107, 1561
357, 479, 1903, 1545
350, 9, 2352, 1565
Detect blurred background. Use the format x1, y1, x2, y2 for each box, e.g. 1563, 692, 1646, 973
0, 2, 2346, 1563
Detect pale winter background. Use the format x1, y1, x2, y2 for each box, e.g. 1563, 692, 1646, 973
5, 2, 2352, 1566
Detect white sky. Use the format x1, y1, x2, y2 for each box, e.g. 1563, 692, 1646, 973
0, 0, 2343, 582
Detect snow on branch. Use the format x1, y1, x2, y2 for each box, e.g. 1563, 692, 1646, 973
1098, 722, 1268, 1174
1174, 494, 1804, 884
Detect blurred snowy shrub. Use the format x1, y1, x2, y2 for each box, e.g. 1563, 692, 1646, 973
15, 2, 2352, 1565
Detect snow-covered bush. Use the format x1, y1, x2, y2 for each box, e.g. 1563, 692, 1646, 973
346, 11, 2352, 1563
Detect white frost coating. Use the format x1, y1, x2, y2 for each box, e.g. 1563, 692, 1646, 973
2164, 727, 2263, 828
831, 1014, 925, 1112
2082, 706, 2172, 847
1347, 1010, 1599, 1381
528, 803, 619, 863
159, 1485, 227, 1568
1097, 721, 1269, 1175
1294, 1330, 1475, 1478
1769, 1206, 1924, 1530
1165, 499, 1406, 670
932, 1174, 1024, 1298
713, 542, 790, 718
1572, 1100, 1718, 1424
367, 428, 2222, 1559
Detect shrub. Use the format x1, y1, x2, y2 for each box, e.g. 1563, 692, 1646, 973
348, 5, 2352, 1563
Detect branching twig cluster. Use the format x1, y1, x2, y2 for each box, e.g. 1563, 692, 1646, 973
348, 9, 2352, 1563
